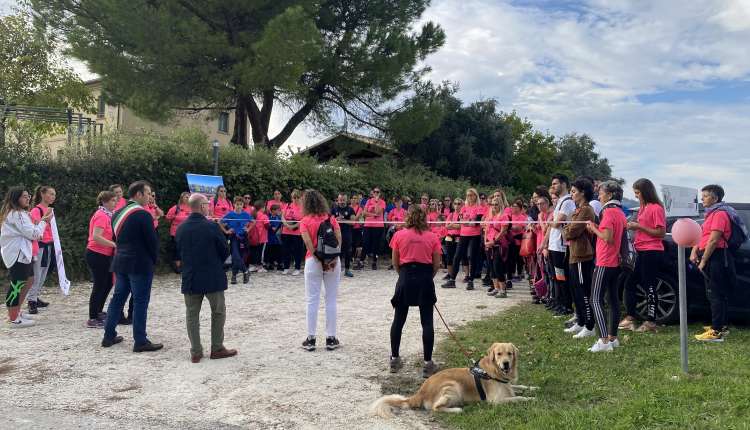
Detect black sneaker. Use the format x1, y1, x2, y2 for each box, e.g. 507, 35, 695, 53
441, 280, 456, 289
389, 356, 403, 373
302, 336, 316, 351
36, 298, 49, 308
506, 280, 513, 290
118, 315, 133, 326
422, 361, 438, 378
486, 286, 494, 293
231, 274, 237, 285
133, 341, 164, 353
243, 271, 249, 284
325, 337, 341, 350
442, 274, 451, 280
372, 262, 378, 270
27, 300, 38, 315
355, 261, 364, 270
102, 335, 124, 348
466, 281, 475, 291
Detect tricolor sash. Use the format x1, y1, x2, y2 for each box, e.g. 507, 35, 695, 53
112, 201, 147, 239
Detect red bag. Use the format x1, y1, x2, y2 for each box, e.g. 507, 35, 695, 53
519, 231, 536, 257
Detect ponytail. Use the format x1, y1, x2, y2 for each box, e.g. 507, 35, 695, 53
32, 185, 53, 207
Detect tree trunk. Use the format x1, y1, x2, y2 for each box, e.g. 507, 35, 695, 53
230, 97, 249, 148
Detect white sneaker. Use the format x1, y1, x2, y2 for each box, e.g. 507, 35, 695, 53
248, 266, 258, 273
564, 323, 583, 334
292, 270, 301, 276
610, 338, 621, 348
257, 267, 267, 273
20, 311, 35, 320
8, 318, 35, 328
573, 327, 596, 338
565, 316, 577, 325
282, 269, 290, 275
588, 339, 614, 352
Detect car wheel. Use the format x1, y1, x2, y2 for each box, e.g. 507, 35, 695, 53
634, 274, 679, 324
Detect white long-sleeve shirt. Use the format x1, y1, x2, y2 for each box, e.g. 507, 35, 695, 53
1, 210, 47, 268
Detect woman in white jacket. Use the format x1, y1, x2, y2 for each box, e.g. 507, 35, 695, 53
1, 187, 52, 327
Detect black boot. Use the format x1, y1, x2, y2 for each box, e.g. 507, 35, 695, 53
28, 300, 39, 315
35, 297, 49, 308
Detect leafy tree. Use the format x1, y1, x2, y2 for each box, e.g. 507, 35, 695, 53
503, 112, 560, 193
28, 0, 445, 150
555, 133, 614, 182
0, 11, 91, 146
392, 93, 514, 185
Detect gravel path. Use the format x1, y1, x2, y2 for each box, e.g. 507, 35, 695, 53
1, 268, 527, 429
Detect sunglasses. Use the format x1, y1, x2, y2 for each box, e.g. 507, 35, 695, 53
243, 196, 251, 199
373, 191, 380, 194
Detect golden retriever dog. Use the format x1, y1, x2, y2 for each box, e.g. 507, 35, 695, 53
370, 342, 536, 417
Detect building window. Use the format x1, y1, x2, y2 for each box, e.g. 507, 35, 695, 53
97, 96, 106, 118
218, 112, 229, 133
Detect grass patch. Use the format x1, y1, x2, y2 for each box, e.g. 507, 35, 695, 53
435, 304, 750, 430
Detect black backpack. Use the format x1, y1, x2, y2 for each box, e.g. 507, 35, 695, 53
716, 207, 749, 254
601, 203, 637, 271
315, 217, 341, 263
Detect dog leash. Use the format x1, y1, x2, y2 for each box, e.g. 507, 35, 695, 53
433, 304, 476, 366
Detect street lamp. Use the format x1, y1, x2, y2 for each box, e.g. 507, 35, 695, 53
212, 139, 220, 176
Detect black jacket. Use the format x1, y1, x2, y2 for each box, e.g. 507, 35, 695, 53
176, 212, 230, 295
110, 202, 159, 274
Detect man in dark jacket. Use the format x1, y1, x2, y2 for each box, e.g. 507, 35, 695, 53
176, 193, 237, 363
102, 181, 163, 352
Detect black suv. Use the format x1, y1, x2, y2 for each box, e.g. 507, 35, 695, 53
621, 203, 750, 324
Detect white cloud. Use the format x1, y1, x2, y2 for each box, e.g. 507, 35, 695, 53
422, 0, 750, 201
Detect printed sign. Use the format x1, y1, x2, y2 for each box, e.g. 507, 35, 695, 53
661, 184, 699, 217
186, 173, 224, 199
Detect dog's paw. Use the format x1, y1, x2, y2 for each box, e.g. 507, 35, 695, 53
526, 386, 539, 392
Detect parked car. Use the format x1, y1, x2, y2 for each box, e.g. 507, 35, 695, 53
620, 203, 750, 324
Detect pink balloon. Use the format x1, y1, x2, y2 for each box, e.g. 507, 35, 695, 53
672, 218, 702, 247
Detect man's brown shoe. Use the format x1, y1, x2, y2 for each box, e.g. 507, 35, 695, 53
210, 348, 238, 360
191, 353, 203, 364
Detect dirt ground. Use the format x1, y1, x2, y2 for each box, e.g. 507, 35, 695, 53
1, 268, 526, 429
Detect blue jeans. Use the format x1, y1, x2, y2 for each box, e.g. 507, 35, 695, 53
230, 235, 247, 274
104, 272, 154, 346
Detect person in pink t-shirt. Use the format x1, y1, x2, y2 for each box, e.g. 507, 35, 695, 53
506, 199, 528, 282
443, 198, 464, 282
281, 189, 304, 275
691, 184, 737, 342
146, 190, 164, 230
266, 190, 288, 213
387, 205, 441, 376
85, 191, 118, 328
586, 181, 627, 352
350, 194, 364, 268
27, 185, 57, 313
109, 184, 127, 211
210, 186, 233, 219
299, 189, 342, 352
386, 196, 407, 270
249, 200, 270, 273
484, 196, 510, 298
165, 192, 191, 273
242, 193, 256, 216
441, 188, 484, 290
361, 187, 386, 270
622, 178, 666, 333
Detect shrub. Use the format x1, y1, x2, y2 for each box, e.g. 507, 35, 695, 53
0, 130, 481, 279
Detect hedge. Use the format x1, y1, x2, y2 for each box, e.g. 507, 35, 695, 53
0, 129, 489, 280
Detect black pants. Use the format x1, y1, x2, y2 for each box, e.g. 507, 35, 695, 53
86, 250, 114, 320
362, 227, 384, 261
444, 238, 458, 267
282, 234, 304, 270
390, 303, 434, 361
264, 244, 283, 269
450, 235, 481, 280
703, 248, 736, 331
489, 248, 506, 281
341, 232, 352, 270
168, 235, 180, 272
506, 242, 520, 279
592, 266, 621, 338
550, 250, 572, 310
569, 260, 594, 330
627, 250, 663, 321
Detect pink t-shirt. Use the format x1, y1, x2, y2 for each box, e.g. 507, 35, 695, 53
114, 198, 127, 211
299, 214, 340, 259
30, 205, 53, 243
364, 198, 386, 228
699, 210, 731, 250
459, 205, 484, 236
352, 205, 363, 229
596, 207, 627, 267
536, 210, 551, 249
634, 203, 666, 251
282, 203, 302, 235
484, 212, 508, 245
446, 212, 461, 236
211, 197, 233, 219
244, 206, 256, 217
87, 209, 115, 256
388, 207, 407, 224
145, 204, 161, 229
166, 204, 190, 237
389, 228, 441, 265
266, 199, 288, 213
427, 212, 444, 237
253, 211, 270, 244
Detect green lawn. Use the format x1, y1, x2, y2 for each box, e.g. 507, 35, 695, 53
435, 303, 750, 430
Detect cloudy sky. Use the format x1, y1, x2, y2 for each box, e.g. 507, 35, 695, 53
3, 0, 750, 200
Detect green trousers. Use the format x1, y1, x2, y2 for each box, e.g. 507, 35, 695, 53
184, 291, 226, 356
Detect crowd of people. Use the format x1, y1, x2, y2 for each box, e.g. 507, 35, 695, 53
0, 173, 742, 367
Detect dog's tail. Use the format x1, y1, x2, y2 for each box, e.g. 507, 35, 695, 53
369, 393, 422, 418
